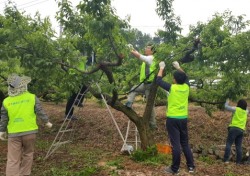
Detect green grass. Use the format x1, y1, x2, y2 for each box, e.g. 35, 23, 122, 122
106, 157, 124, 169
131, 145, 171, 166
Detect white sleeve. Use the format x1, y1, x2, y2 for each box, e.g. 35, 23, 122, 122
139, 55, 153, 65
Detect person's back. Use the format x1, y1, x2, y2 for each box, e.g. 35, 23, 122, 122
167, 74, 189, 119
0, 74, 52, 176
156, 61, 195, 174
3, 92, 38, 135
223, 99, 248, 164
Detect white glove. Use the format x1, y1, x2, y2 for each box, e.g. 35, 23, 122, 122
45, 122, 53, 128
127, 44, 134, 50
159, 61, 166, 69
172, 61, 180, 69
0, 132, 7, 141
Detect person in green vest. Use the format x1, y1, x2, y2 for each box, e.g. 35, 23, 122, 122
64, 56, 88, 120
223, 99, 249, 164
124, 43, 157, 130
156, 61, 195, 175
0, 74, 52, 176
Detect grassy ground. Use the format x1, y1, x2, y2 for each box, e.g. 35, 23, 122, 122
1, 100, 250, 176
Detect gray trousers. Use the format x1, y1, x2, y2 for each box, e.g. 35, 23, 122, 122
127, 83, 156, 127
6, 133, 36, 176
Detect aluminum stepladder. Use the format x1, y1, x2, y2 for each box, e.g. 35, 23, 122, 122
44, 85, 89, 160
123, 120, 141, 152
95, 82, 140, 154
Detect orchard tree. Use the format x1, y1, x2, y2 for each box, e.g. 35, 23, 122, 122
57, 0, 162, 149
0, 0, 159, 149
180, 11, 250, 114
154, 0, 250, 113
156, 0, 182, 44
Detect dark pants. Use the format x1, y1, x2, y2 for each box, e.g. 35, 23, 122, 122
166, 118, 195, 172
224, 127, 244, 164
65, 85, 88, 117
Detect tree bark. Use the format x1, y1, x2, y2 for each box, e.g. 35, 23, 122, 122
89, 82, 157, 150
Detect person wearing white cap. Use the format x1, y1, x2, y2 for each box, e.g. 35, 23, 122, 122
0, 73, 52, 176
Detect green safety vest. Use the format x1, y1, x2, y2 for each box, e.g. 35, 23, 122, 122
139, 59, 157, 83
229, 107, 247, 130
167, 84, 189, 119
3, 92, 37, 134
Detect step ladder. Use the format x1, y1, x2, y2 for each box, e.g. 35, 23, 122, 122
44, 85, 89, 160
121, 120, 141, 154
95, 82, 140, 154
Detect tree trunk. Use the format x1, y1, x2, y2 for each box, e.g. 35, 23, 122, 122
136, 118, 155, 150
89, 81, 159, 150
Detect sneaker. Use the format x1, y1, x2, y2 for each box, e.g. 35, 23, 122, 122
188, 167, 195, 173
164, 167, 179, 175
124, 101, 133, 108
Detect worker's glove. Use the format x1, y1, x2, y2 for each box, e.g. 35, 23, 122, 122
45, 122, 53, 128
172, 61, 180, 69
159, 61, 166, 69
127, 44, 134, 50
0, 132, 7, 141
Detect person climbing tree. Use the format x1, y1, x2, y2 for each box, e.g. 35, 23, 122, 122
124, 43, 158, 130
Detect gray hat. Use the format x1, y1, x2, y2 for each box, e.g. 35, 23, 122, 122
7, 74, 31, 96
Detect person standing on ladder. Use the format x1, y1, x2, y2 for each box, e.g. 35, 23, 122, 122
124, 43, 157, 130
0, 74, 53, 176
64, 56, 88, 120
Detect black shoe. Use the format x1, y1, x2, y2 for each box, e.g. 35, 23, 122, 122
164, 167, 179, 175
188, 167, 195, 174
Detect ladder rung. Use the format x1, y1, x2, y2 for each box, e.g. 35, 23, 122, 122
59, 129, 74, 133
52, 140, 72, 147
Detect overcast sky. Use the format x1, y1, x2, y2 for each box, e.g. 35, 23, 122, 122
1, 0, 250, 36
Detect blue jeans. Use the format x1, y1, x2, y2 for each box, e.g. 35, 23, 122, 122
166, 118, 195, 172
223, 127, 244, 163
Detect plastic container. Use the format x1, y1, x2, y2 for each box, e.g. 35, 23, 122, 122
156, 143, 172, 154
